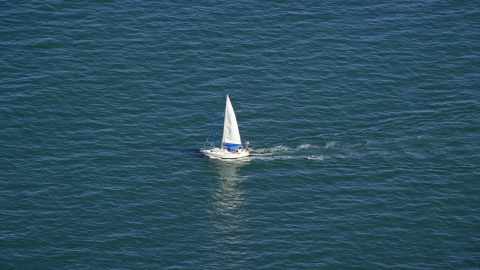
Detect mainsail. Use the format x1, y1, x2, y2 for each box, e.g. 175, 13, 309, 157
222, 95, 242, 150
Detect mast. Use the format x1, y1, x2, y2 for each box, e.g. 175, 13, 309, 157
221, 95, 227, 150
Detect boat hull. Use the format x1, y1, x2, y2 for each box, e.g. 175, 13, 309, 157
201, 149, 250, 159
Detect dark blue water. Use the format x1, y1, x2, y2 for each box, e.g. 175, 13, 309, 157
1, 1, 479, 269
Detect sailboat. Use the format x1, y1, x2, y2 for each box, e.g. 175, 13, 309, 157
201, 95, 252, 159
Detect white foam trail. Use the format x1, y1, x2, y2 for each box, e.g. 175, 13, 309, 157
254, 144, 322, 154
334, 151, 395, 159
325, 141, 338, 149
307, 155, 326, 161
248, 135, 432, 163
250, 155, 328, 161
297, 144, 321, 150
253, 145, 294, 154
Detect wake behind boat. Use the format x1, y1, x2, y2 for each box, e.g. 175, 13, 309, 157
201, 95, 252, 159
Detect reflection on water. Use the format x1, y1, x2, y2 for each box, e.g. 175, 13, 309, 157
209, 159, 250, 264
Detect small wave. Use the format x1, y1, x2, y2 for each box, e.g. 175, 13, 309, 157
325, 141, 338, 149
307, 155, 326, 161
417, 135, 431, 140
297, 144, 321, 150
344, 142, 364, 148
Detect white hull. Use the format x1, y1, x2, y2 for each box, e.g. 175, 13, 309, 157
201, 149, 250, 159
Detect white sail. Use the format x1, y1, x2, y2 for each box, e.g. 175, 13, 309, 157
222, 95, 242, 149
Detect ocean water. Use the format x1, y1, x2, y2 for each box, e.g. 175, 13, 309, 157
1, 1, 479, 269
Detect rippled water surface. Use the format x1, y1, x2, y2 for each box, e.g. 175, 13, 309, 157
1, 1, 479, 269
